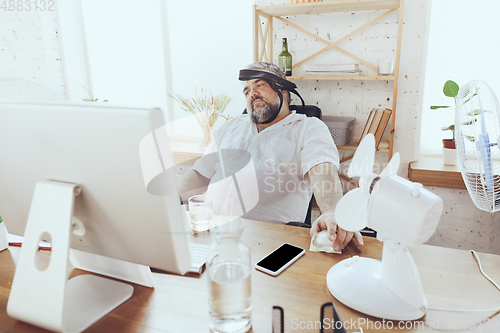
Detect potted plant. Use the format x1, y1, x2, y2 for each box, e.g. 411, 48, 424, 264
0, 216, 7, 252
81, 85, 108, 102
431, 80, 459, 165
168, 89, 231, 149
431, 80, 478, 165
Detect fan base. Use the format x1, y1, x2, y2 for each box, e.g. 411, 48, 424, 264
326, 256, 426, 321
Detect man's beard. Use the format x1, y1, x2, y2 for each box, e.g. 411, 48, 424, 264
249, 95, 280, 124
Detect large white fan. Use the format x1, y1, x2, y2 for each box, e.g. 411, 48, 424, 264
455, 80, 500, 213
326, 134, 444, 320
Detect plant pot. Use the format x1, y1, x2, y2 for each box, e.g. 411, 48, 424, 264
443, 147, 457, 166
442, 139, 456, 149
442, 139, 457, 165
0, 223, 8, 252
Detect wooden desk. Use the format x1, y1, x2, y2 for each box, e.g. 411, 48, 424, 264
1, 221, 500, 332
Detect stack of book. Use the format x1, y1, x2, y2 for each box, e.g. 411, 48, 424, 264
361, 108, 392, 147
303, 63, 361, 76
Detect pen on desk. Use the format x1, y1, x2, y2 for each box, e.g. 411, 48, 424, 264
321, 302, 348, 333
272, 306, 284, 333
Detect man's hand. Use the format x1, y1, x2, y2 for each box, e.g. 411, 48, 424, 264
308, 163, 363, 251
310, 211, 364, 252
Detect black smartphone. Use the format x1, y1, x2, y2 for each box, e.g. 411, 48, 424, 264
255, 243, 305, 276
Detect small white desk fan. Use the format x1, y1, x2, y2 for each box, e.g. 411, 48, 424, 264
326, 134, 444, 320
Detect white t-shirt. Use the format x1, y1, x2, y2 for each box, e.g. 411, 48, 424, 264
192, 111, 339, 224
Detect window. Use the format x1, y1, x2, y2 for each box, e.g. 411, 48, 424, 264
164, 0, 253, 139
419, 0, 500, 156
59, 0, 252, 140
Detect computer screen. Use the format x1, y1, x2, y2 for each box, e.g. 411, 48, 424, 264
0, 100, 191, 276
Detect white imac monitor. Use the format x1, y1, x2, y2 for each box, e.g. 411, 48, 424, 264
0, 101, 192, 332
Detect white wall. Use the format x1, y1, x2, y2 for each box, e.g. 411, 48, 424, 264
2, 0, 499, 254
0, 10, 65, 98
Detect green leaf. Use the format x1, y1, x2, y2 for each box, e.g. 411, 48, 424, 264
103, 100, 108, 102
462, 119, 477, 126
466, 109, 492, 116
463, 93, 477, 104
441, 124, 455, 131
430, 106, 450, 110
464, 135, 475, 142
443, 80, 459, 98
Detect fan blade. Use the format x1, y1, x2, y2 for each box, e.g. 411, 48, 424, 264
477, 132, 494, 196
335, 188, 369, 232
379, 152, 400, 179
348, 134, 375, 179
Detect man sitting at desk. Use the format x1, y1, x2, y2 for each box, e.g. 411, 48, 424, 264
178, 62, 363, 252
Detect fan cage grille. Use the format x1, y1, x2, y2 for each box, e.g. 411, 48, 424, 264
455, 80, 500, 212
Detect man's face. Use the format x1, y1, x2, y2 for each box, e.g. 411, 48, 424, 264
243, 79, 280, 124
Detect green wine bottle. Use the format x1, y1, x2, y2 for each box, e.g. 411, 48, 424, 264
278, 38, 292, 76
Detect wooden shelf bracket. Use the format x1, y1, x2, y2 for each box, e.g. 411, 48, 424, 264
253, 5, 273, 63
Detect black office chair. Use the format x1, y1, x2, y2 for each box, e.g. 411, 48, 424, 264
285, 105, 320, 228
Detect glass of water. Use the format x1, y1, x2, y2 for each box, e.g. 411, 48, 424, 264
207, 218, 252, 333
188, 194, 214, 233
378, 59, 395, 76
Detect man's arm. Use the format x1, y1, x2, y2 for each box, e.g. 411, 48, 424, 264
308, 162, 363, 251
177, 169, 210, 202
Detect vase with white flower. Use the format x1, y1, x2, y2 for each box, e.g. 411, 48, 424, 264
168, 89, 232, 149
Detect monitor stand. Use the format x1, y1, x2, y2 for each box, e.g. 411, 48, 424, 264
69, 248, 154, 288
7, 181, 134, 333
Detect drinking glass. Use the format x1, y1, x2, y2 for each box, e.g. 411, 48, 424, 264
188, 195, 214, 233
378, 59, 395, 76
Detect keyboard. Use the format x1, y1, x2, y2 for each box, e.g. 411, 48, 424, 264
188, 243, 210, 274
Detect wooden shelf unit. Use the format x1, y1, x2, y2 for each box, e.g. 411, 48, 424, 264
256, 0, 401, 17
252, 0, 405, 162
289, 75, 395, 81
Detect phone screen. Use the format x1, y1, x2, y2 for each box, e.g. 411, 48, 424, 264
257, 244, 304, 272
